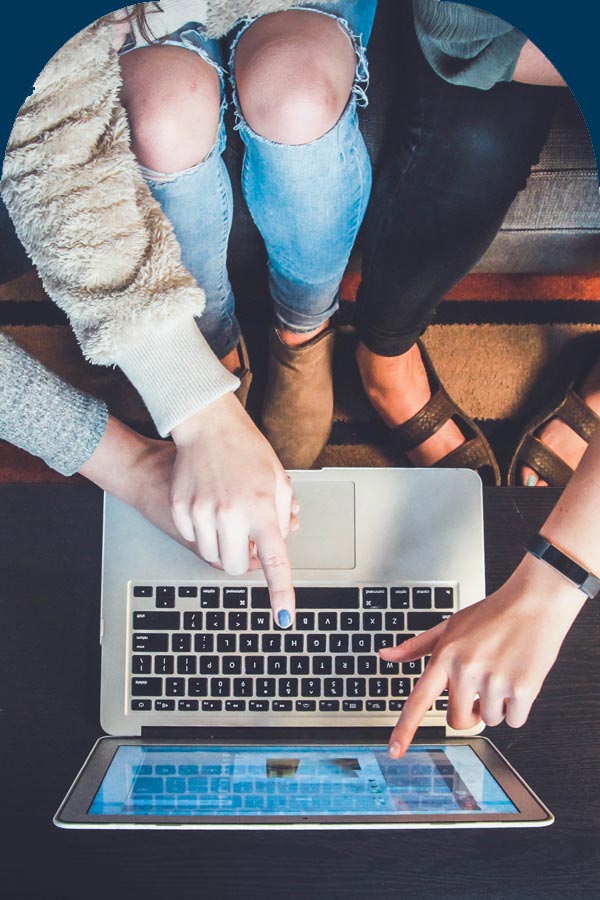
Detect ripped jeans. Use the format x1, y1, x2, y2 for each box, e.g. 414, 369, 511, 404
122, 2, 377, 359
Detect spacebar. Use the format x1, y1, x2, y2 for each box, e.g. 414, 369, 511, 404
251, 587, 359, 609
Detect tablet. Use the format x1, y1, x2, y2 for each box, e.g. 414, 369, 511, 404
54, 736, 553, 828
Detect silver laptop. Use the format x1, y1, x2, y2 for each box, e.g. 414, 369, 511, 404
54, 467, 553, 828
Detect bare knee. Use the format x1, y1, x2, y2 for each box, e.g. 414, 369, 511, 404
120, 46, 221, 173
234, 10, 357, 145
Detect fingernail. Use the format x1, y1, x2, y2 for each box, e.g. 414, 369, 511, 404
389, 742, 403, 758
526, 475, 537, 487
277, 609, 292, 629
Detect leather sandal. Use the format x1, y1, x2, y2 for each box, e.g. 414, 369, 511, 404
233, 334, 253, 409
507, 335, 600, 487
389, 341, 501, 486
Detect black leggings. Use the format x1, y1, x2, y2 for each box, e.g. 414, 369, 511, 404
356, 15, 560, 356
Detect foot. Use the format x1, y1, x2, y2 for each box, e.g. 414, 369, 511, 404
521, 358, 600, 486
356, 341, 465, 466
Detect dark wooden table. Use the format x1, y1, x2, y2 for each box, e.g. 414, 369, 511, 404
1, 484, 598, 900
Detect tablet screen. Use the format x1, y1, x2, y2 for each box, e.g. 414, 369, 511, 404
88, 743, 517, 818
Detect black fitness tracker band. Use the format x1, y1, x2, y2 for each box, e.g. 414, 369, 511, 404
525, 534, 600, 600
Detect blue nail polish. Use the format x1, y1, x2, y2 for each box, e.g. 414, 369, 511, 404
277, 609, 292, 629
526, 475, 537, 487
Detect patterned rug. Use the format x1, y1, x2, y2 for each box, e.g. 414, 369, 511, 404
1, 262, 600, 484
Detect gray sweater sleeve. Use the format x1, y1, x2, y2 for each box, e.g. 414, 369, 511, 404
0, 333, 108, 476
414, 0, 528, 89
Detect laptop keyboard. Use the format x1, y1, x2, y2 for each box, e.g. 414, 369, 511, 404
129, 584, 454, 717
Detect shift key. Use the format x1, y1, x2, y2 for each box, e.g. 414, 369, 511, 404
133, 611, 180, 630
132, 678, 163, 696
407, 612, 451, 631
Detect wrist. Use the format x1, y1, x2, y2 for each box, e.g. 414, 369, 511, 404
79, 415, 152, 498
171, 392, 241, 447
508, 552, 588, 615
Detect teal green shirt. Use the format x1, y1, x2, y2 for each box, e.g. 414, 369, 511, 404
415, 1, 528, 89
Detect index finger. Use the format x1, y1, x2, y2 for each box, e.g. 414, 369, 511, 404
252, 520, 295, 628
388, 660, 448, 757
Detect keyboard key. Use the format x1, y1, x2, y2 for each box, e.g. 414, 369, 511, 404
335, 657, 355, 675
369, 678, 389, 697
343, 700, 363, 712
267, 657, 287, 675
199, 656, 219, 674
132, 633, 169, 652
223, 587, 248, 608
155, 656, 174, 675
312, 656, 332, 675
172, 633, 191, 653
194, 633, 214, 653
156, 594, 175, 608
412, 587, 432, 609
389, 700, 405, 711
133, 586, 152, 598
285, 634, 304, 653
402, 660, 422, 675
132, 678, 162, 696
249, 700, 269, 712
319, 700, 340, 712
251, 612, 271, 631
366, 700, 386, 711
200, 587, 219, 608
262, 634, 281, 653
177, 655, 196, 675
202, 700, 222, 711
295, 613, 315, 631
346, 679, 366, 697
324, 678, 343, 697
217, 634, 236, 653
178, 699, 199, 711
252, 587, 359, 609
183, 612, 203, 631
188, 678, 208, 697
307, 634, 326, 653
435, 587, 455, 609
436, 699, 449, 711
228, 612, 247, 631
131, 698, 151, 711
318, 612, 338, 630
385, 612, 405, 631
226, 700, 247, 711
245, 656, 265, 675
132, 655, 151, 675
133, 611, 179, 630
233, 678, 253, 697
391, 678, 411, 696
374, 634, 394, 651
156, 586, 175, 601
155, 699, 175, 711
165, 678, 185, 696
352, 634, 371, 653
290, 656, 309, 675
340, 612, 360, 631
391, 588, 410, 609
357, 656, 377, 674
296, 701, 317, 712
272, 700, 293, 712
301, 679, 321, 697
380, 658, 400, 675
363, 612, 383, 631
279, 678, 298, 698
256, 679, 276, 697
240, 634, 259, 653
205, 611, 225, 630
329, 634, 349, 653
407, 612, 450, 631
211, 678, 231, 697
178, 585, 198, 598
362, 588, 387, 609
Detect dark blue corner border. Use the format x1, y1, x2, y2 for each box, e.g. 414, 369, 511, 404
0, 1, 598, 178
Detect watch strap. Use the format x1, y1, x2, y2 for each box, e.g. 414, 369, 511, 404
526, 534, 600, 600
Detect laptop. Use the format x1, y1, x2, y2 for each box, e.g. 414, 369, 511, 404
54, 467, 553, 828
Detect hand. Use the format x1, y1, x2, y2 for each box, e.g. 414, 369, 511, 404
170, 393, 297, 626
380, 556, 586, 757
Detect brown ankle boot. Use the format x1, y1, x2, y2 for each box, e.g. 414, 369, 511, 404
261, 326, 335, 469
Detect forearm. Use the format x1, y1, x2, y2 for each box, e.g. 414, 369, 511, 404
512, 39, 566, 86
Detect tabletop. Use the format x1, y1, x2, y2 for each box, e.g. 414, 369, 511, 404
0, 484, 598, 900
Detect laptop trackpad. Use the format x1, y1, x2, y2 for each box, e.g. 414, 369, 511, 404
286, 481, 355, 570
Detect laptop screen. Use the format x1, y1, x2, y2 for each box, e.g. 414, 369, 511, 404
88, 743, 517, 818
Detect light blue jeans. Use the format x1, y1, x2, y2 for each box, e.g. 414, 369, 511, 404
127, 2, 378, 359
